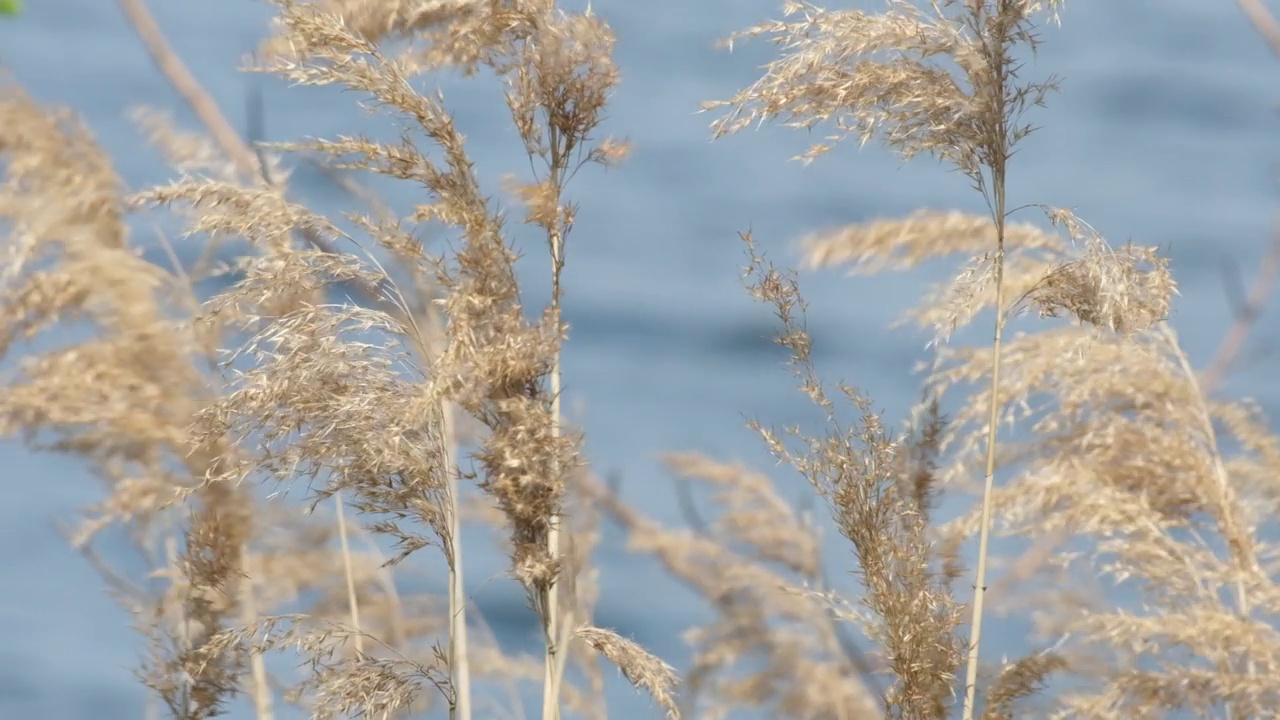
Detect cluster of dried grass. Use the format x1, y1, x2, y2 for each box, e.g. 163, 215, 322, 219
2, 0, 1279, 718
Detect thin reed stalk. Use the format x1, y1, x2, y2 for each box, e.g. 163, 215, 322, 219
239, 558, 275, 720
541, 138, 568, 720
710, 3, 1063, 716
962, 163, 1008, 720
963, 11, 1018, 710
441, 398, 473, 720
335, 493, 365, 656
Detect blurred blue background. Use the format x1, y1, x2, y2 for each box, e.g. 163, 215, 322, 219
1, 0, 1278, 717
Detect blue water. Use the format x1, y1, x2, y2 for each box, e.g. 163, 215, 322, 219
2, 1, 1278, 717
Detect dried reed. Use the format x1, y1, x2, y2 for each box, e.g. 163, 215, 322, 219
3, 0, 1280, 719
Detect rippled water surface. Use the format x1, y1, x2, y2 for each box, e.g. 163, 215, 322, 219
1, 1, 1278, 717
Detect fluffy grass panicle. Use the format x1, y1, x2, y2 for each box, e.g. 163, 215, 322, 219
130, 0, 662, 717
0, 85, 260, 718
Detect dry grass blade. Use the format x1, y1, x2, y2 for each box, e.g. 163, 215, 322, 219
741, 233, 966, 719
575, 625, 681, 720
206, 614, 453, 718
134, 3, 635, 719
0, 87, 262, 718
980, 652, 1068, 720
710, 4, 1072, 716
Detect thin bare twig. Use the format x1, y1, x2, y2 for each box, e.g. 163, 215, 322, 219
1237, 0, 1280, 55
1205, 1, 1280, 386
1202, 220, 1280, 389
116, 0, 260, 179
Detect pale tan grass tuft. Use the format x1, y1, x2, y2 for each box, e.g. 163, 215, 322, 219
1, 86, 258, 717
710, 3, 1120, 717
581, 459, 884, 719
801, 210, 1064, 273
574, 625, 681, 720
800, 210, 1069, 344
743, 234, 969, 718
143, 499, 252, 720
705, 0, 1060, 169
1014, 211, 1176, 335
980, 651, 1068, 720
128, 2, 637, 718
207, 613, 451, 718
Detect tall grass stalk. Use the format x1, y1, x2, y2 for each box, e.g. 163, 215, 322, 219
238, 557, 275, 720
963, 7, 1017, 715
540, 125, 569, 720
709, 1, 1062, 715
440, 400, 472, 720
964, 162, 1006, 720
335, 493, 365, 657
